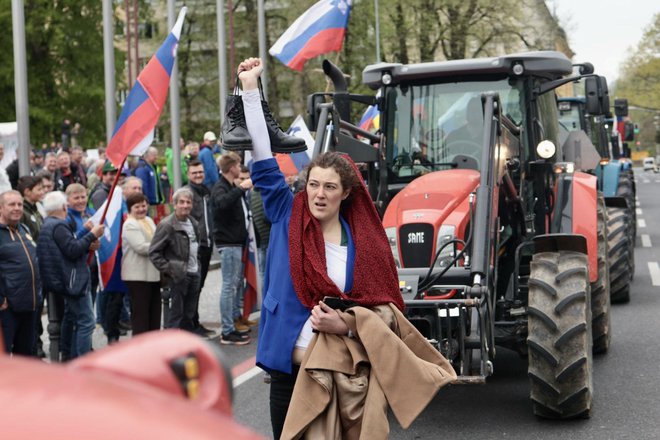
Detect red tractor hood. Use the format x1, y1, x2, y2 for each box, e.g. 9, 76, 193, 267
383, 169, 480, 228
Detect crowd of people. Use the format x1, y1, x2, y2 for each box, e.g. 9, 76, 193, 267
0, 121, 277, 360
0, 58, 456, 439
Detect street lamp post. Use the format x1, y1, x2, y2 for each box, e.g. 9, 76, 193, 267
12, 0, 30, 176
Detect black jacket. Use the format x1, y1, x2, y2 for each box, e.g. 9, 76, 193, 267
37, 216, 96, 297
211, 176, 247, 247
149, 214, 200, 285
184, 182, 213, 249
0, 222, 41, 312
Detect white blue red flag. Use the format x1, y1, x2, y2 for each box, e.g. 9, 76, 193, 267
90, 187, 127, 289
106, 8, 187, 166
269, 0, 351, 71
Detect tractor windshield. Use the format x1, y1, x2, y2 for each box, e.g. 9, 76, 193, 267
384, 79, 524, 179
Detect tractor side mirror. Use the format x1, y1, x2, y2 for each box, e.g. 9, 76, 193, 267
585, 77, 602, 115
614, 98, 629, 117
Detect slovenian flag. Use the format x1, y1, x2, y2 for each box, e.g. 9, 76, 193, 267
106, 8, 187, 165
269, 0, 351, 71
90, 187, 127, 289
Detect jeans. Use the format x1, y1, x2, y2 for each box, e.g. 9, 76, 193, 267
63, 292, 95, 359
219, 246, 244, 335
269, 365, 300, 440
257, 246, 267, 288
0, 309, 37, 356
168, 272, 200, 331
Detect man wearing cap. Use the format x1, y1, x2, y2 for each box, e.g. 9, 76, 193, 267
199, 131, 220, 189
90, 160, 119, 210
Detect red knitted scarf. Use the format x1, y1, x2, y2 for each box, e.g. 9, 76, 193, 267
288, 158, 404, 311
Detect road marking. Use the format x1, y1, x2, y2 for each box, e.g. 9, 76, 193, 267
642, 234, 652, 248
232, 355, 261, 388
643, 179, 650, 184
649, 262, 660, 287
637, 208, 643, 215
638, 218, 647, 228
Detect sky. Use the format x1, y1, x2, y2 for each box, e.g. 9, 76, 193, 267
548, 0, 659, 85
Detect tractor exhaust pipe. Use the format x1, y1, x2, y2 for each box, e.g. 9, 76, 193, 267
322, 59, 350, 121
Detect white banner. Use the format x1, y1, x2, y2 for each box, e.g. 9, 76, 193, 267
0, 122, 18, 169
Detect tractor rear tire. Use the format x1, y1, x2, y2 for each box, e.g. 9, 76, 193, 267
528, 251, 593, 419
617, 170, 636, 245
592, 195, 611, 354
607, 207, 631, 303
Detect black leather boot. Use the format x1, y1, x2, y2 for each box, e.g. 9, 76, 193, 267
221, 94, 253, 151
262, 100, 307, 153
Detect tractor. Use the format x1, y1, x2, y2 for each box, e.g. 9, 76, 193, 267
558, 86, 635, 303
308, 51, 608, 419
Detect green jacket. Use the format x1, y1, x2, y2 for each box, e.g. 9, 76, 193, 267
21, 200, 44, 241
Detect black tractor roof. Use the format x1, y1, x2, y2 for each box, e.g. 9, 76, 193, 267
362, 51, 573, 89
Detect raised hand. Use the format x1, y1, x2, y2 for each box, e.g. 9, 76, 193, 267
237, 57, 262, 90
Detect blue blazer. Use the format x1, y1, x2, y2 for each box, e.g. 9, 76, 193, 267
251, 158, 355, 374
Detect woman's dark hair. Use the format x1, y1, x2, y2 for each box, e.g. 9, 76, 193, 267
303, 152, 361, 205
126, 192, 149, 212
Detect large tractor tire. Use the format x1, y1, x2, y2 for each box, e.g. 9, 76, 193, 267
616, 170, 636, 246
527, 251, 593, 419
607, 207, 632, 303
591, 195, 611, 354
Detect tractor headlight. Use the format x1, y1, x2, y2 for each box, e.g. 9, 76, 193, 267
434, 225, 456, 268
536, 140, 556, 159
385, 227, 400, 268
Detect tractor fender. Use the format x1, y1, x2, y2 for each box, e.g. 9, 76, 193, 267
532, 233, 588, 255
551, 172, 598, 283
596, 162, 621, 198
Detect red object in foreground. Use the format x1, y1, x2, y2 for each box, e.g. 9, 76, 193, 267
0, 330, 263, 439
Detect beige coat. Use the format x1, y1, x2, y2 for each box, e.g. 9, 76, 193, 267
121, 216, 160, 282
281, 304, 457, 440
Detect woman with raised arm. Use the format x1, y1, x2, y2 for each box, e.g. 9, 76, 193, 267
238, 58, 455, 439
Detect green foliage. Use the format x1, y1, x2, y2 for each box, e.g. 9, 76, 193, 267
0, 0, 125, 148
615, 13, 660, 149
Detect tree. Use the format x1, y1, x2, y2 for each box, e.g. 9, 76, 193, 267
0, 0, 125, 148
615, 13, 660, 150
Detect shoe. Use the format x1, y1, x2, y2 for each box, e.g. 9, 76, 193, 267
221, 95, 253, 151
261, 100, 307, 154
119, 327, 128, 336
192, 327, 215, 340
238, 316, 259, 327
197, 324, 216, 336
220, 331, 251, 346
233, 319, 251, 334
119, 321, 132, 331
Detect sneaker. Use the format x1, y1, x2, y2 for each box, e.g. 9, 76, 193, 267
233, 319, 251, 334
192, 326, 216, 340
220, 331, 251, 345
118, 321, 132, 331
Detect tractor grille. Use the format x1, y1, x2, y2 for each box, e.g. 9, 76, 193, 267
399, 223, 434, 268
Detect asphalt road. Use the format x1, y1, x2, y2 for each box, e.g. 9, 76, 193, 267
54, 167, 660, 439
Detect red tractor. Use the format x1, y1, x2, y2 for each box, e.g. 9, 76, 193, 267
310, 51, 608, 418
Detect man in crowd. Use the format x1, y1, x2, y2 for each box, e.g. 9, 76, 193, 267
149, 188, 200, 332
199, 132, 219, 189
135, 147, 164, 206
69, 147, 87, 187
212, 152, 252, 345
54, 151, 83, 192
32, 151, 44, 174
37, 191, 103, 359
123, 176, 143, 199
37, 171, 55, 196
0, 190, 41, 356
183, 160, 214, 337
90, 160, 119, 210
44, 153, 57, 175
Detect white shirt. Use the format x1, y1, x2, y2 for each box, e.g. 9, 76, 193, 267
294, 241, 348, 350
